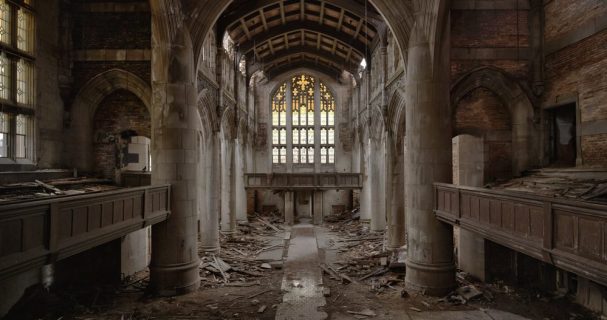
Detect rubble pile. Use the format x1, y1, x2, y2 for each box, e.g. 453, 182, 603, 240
199, 213, 285, 288
0, 177, 118, 203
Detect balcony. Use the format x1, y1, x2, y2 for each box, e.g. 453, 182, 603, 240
434, 183, 607, 287
0, 185, 170, 281
245, 173, 362, 190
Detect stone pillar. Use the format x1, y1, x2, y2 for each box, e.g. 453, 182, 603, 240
454, 135, 485, 280
149, 29, 200, 295
369, 132, 387, 232
404, 21, 455, 296
387, 134, 406, 250
360, 135, 371, 230
313, 190, 323, 225
234, 138, 248, 223
285, 191, 295, 225
220, 135, 236, 234
200, 133, 220, 253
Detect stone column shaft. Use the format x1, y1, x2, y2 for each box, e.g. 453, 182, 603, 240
387, 135, 406, 249
150, 30, 200, 295
200, 133, 220, 252
285, 191, 295, 225
313, 190, 323, 225
220, 138, 236, 233
234, 139, 248, 223
404, 22, 455, 296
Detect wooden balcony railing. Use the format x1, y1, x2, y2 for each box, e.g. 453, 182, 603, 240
0, 185, 170, 281
434, 183, 607, 286
245, 173, 362, 190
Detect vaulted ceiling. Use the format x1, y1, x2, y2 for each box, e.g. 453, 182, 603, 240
218, 0, 386, 79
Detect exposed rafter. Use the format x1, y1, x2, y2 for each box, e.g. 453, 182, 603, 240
249, 47, 360, 75
237, 22, 367, 58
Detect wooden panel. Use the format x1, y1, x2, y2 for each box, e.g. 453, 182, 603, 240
479, 197, 490, 224
113, 200, 124, 223
502, 201, 514, 231
489, 199, 501, 226
579, 217, 602, 261
22, 215, 45, 252
554, 213, 575, 250
101, 202, 113, 227
88, 204, 102, 231
58, 209, 72, 240
0, 219, 22, 257
461, 194, 471, 218
124, 198, 134, 220
529, 207, 544, 239
514, 204, 530, 236
72, 207, 88, 236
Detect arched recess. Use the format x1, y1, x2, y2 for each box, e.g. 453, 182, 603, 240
197, 89, 220, 140
451, 67, 537, 177
68, 69, 152, 173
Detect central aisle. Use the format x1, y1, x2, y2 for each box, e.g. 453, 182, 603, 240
276, 222, 328, 320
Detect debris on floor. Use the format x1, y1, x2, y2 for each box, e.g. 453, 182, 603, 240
199, 212, 286, 288
0, 176, 118, 203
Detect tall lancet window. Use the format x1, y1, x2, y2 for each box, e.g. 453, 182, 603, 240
271, 74, 336, 165
272, 83, 287, 164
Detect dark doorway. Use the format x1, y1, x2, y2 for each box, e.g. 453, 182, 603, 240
548, 103, 577, 167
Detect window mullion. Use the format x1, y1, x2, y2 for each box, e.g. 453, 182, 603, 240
285, 80, 293, 169
314, 77, 321, 169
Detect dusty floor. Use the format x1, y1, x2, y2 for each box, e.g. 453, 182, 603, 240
4, 215, 600, 320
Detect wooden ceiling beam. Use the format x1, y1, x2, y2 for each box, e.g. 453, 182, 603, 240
249, 47, 360, 74
240, 18, 251, 40
336, 8, 344, 31
318, 1, 325, 25
237, 22, 366, 58
259, 9, 268, 31
218, 0, 383, 37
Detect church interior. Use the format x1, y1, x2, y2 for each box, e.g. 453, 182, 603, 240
1, 0, 607, 319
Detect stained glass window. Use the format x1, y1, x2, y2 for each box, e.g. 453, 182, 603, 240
271, 74, 336, 165
15, 114, 27, 158
0, 112, 8, 157
17, 8, 34, 53
320, 82, 335, 164
272, 83, 287, 164
0, 0, 9, 45
0, 53, 10, 100
17, 59, 33, 105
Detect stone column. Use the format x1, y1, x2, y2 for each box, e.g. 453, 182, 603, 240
387, 133, 406, 250
234, 137, 248, 223
454, 135, 485, 280
313, 190, 323, 225
220, 135, 236, 234
150, 30, 200, 295
285, 191, 295, 225
404, 21, 455, 296
360, 135, 371, 230
369, 126, 386, 232
200, 133, 220, 253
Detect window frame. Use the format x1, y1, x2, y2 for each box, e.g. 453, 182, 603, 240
0, 0, 35, 165
270, 74, 336, 167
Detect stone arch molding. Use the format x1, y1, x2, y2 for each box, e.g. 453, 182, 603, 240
451, 67, 538, 176
197, 88, 220, 139
68, 69, 152, 173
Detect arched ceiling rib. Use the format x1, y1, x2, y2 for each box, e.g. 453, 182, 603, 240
218, 0, 386, 78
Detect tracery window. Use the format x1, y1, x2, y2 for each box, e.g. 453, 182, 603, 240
271, 74, 336, 165
272, 83, 287, 164
0, 0, 35, 162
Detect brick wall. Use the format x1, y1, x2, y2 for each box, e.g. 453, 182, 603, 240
454, 87, 512, 182
544, 0, 607, 44
93, 89, 150, 178
544, 28, 607, 167
73, 12, 150, 50
451, 8, 530, 81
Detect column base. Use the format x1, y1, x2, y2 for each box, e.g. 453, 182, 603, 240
405, 258, 455, 296
149, 260, 201, 296
361, 219, 371, 232
200, 245, 220, 254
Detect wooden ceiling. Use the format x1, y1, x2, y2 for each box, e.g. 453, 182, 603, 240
219, 0, 385, 78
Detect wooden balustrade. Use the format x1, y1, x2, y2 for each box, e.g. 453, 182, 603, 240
434, 183, 607, 286
0, 185, 170, 281
245, 173, 362, 190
